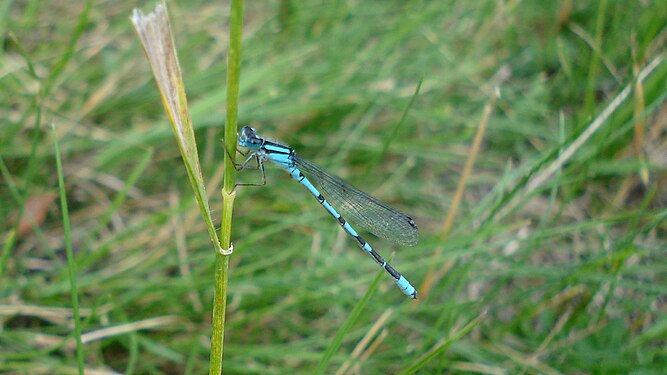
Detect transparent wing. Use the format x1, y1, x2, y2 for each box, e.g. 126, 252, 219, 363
294, 155, 418, 246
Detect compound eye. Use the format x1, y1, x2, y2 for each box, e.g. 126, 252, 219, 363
241, 126, 256, 138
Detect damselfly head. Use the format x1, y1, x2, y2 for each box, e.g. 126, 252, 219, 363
239, 126, 262, 149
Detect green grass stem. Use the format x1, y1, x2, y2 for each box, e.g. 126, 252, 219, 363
52, 123, 84, 374
210, 0, 244, 373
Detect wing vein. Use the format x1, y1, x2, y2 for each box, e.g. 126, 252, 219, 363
294, 155, 418, 246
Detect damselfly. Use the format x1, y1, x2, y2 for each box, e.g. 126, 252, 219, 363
237, 126, 418, 298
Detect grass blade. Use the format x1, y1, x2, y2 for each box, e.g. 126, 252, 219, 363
52, 123, 84, 375
314, 267, 385, 375
130, 1, 224, 257
397, 311, 486, 375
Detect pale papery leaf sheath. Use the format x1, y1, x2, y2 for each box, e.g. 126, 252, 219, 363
131, 3, 224, 255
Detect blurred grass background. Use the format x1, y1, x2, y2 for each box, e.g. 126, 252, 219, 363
2, 0, 666, 373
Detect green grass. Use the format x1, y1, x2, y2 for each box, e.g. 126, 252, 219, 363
2, 1, 666, 373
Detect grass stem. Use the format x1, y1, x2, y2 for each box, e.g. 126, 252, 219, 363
210, 0, 244, 373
